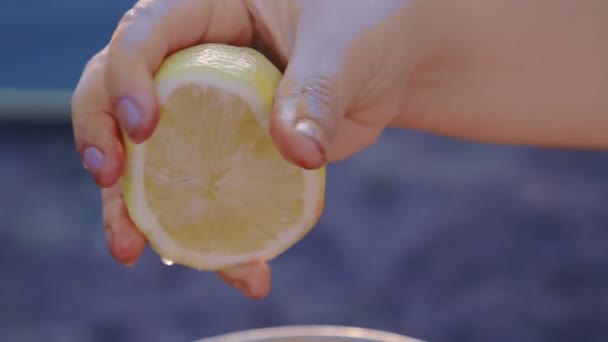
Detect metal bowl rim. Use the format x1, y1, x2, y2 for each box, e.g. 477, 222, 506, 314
194, 325, 423, 342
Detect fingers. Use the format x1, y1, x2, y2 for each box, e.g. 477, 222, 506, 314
270, 23, 361, 170
105, 0, 253, 143
72, 49, 125, 188
102, 185, 147, 266
218, 261, 272, 299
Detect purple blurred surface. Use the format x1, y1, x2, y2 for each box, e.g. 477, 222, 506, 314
2, 0, 608, 341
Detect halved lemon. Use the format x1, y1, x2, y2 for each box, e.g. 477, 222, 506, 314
121, 44, 325, 271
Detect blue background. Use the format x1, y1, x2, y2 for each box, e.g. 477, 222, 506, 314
2, 1, 608, 341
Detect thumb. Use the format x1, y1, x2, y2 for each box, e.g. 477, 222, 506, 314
270, 33, 357, 170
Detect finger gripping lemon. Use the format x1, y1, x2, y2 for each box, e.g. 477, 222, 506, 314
121, 44, 325, 271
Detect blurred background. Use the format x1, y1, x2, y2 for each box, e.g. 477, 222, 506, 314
2, 1, 608, 341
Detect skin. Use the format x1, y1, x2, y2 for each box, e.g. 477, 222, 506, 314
72, 0, 608, 299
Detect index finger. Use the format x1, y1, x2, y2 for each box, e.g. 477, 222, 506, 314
72, 49, 125, 187
105, 0, 254, 143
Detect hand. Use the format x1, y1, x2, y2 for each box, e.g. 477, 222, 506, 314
72, 0, 608, 299
72, 0, 422, 299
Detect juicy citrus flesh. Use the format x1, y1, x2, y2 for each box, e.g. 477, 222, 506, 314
147, 85, 307, 254
122, 44, 325, 271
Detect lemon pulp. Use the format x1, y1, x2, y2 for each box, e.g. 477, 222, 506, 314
122, 44, 325, 271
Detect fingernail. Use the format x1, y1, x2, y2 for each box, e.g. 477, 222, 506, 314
279, 97, 299, 126
116, 98, 142, 136
83, 146, 104, 172
294, 118, 325, 155
278, 97, 328, 168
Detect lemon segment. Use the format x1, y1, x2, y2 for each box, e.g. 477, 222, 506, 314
121, 44, 325, 271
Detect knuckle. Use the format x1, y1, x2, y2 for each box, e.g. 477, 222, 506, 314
71, 90, 93, 121
119, 0, 155, 26
72, 67, 102, 111
285, 76, 341, 139
113, 0, 181, 48
102, 199, 118, 227
102, 190, 125, 224
111, 1, 159, 51
297, 76, 336, 99
87, 47, 109, 69
71, 50, 109, 130
294, 76, 339, 116
73, 110, 117, 149
103, 220, 112, 236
